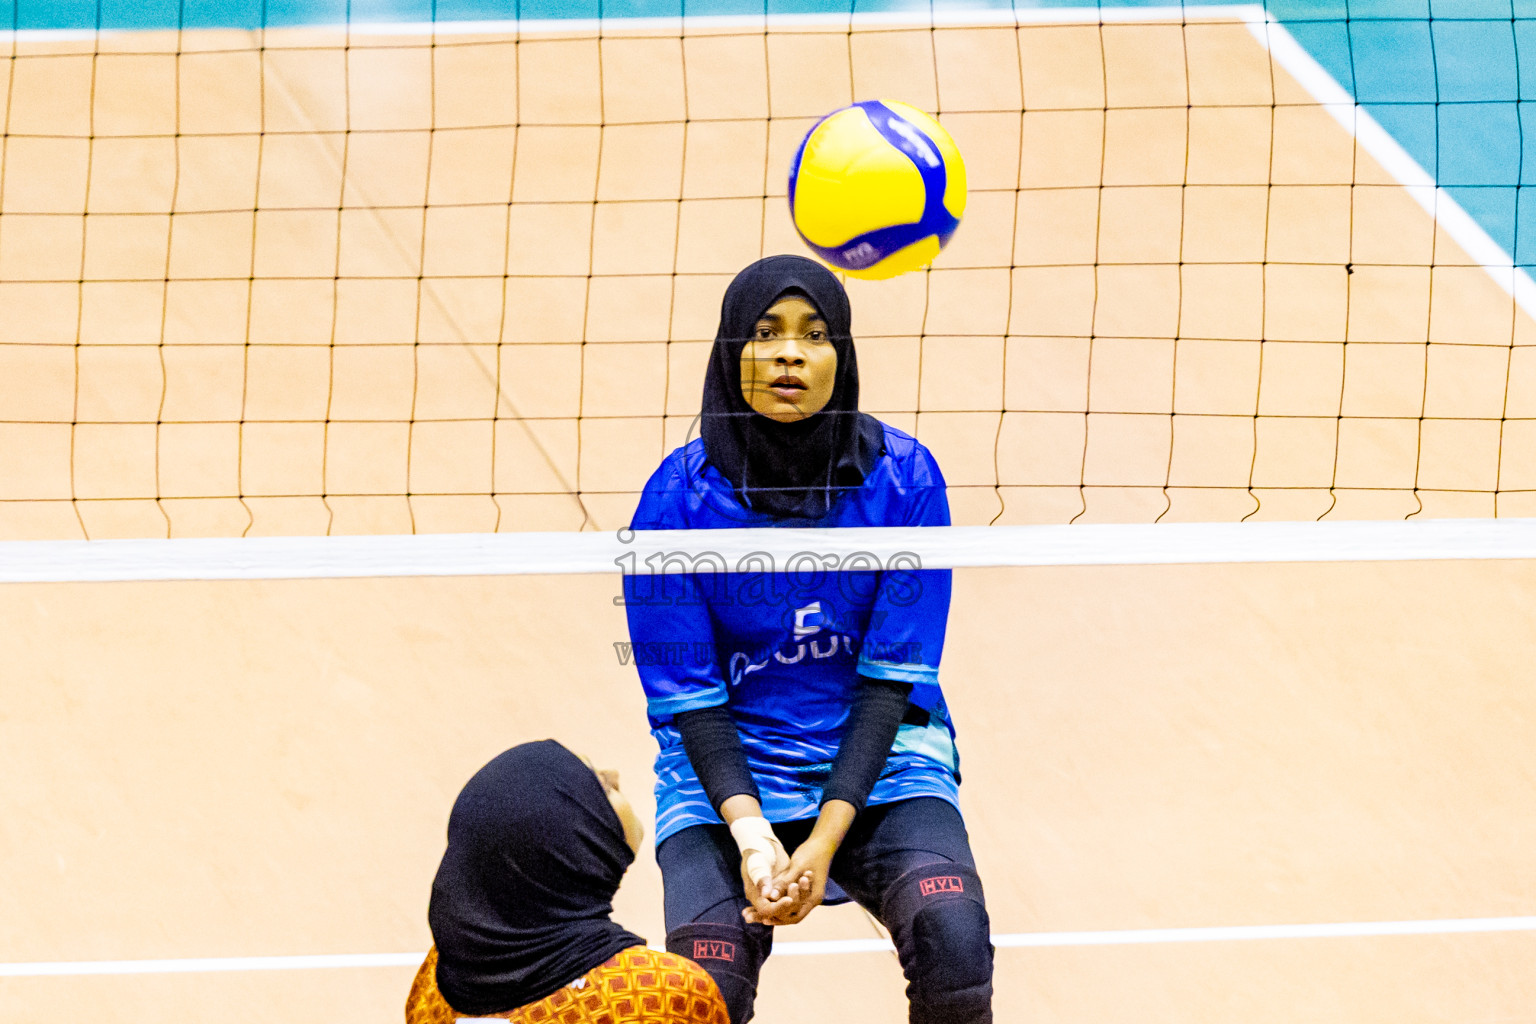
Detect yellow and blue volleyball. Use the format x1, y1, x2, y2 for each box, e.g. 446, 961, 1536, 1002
788, 99, 967, 280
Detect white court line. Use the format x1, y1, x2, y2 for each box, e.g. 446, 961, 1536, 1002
5, 519, 1536, 583
6, 915, 1535, 977
334, 4, 1267, 35
0, 952, 427, 978
1245, 12, 1536, 319
0, 5, 1265, 41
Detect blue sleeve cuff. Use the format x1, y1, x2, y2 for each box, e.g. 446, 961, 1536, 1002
857, 657, 939, 686
647, 689, 729, 719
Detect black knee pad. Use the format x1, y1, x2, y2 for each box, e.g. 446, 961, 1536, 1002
666, 921, 770, 1024
880, 863, 995, 1024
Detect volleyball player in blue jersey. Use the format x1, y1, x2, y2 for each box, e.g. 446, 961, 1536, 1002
622, 255, 994, 1023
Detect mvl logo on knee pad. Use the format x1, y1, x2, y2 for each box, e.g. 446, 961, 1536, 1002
692, 940, 737, 962
918, 875, 964, 897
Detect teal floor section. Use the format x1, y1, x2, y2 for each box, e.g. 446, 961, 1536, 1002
1280, 2, 1536, 270
3, 0, 1535, 273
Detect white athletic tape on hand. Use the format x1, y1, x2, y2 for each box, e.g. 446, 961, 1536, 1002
729, 816, 786, 891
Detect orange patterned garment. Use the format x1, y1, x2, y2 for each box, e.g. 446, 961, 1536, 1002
406, 945, 731, 1024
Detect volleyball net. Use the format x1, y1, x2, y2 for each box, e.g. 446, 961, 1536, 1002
2, 1, 1535, 544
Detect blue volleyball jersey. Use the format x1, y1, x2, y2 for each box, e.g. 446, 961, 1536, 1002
622, 422, 962, 843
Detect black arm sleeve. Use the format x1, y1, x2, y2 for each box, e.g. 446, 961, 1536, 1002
674, 705, 760, 813
820, 676, 915, 812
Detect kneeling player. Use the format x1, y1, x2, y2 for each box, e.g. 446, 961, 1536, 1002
406, 741, 730, 1024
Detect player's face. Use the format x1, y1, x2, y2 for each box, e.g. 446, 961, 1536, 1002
580, 755, 645, 855
739, 295, 838, 423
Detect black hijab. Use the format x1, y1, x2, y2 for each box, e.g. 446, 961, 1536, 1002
699, 254, 885, 520
428, 740, 643, 1016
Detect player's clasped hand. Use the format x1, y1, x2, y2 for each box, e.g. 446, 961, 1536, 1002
729, 816, 798, 922
740, 865, 814, 926
741, 835, 835, 927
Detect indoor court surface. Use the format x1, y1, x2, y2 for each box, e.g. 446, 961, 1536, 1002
3, 2, 1536, 1022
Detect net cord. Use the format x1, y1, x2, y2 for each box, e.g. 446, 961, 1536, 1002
3, 517, 1536, 583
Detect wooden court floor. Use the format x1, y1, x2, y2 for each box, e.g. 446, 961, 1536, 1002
2, 9, 1535, 1023
3, 561, 1536, 1022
